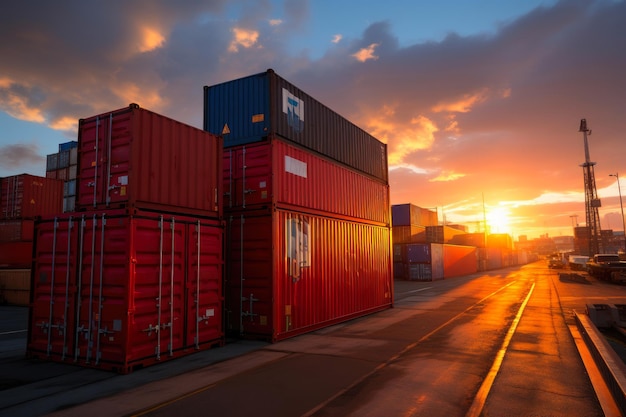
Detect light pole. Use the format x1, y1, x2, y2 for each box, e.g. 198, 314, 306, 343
609, 173, 626, 253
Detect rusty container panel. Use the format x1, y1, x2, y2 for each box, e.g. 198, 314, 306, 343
27, 209, 224, 373
1, 174, 63, 219
77, 104, 223, 217
225, 208, 392, 342
204, 69, 388, 183
0, 269, 31, 306
28, 214, 78, 362
224, 138, 389, 224
442, 244, 477, 278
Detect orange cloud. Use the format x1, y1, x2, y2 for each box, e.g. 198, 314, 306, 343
352, 43, 379, 62
229, 27, 260, 52
364, 107, 439, 166
109, 82, 164, 110
269, 19, 282, 26
138, 27, 165, 53
49, 116, 77, 131
430, 171, 466, 182
1, 89, 45, 124
431, 89, 488, 113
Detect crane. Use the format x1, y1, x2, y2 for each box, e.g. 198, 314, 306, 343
579, 119, 602, 256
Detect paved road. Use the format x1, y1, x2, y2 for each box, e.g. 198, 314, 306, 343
1, 261, 625, 416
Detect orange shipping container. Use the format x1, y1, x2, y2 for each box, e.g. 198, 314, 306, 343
1, 174, 63, 219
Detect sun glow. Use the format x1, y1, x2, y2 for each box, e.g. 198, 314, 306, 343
487, 207, 512, 234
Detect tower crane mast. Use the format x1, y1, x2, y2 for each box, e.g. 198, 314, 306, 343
579, 119, 602, 256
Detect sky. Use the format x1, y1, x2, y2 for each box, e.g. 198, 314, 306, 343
1, 0, 625, 241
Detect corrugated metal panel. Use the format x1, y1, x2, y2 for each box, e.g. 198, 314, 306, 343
0, 269, 30, 306
0, 219, 34, 242
0, 174, 63, 219
27, 210, 224, 373
77, 104, 223, 217
59, 141, 78, 151
225, 208, 392, 342
430, 243, 445, 280
204, 69, 388, 183
442, 244, 477, 278
0, 241, 32, 268
406, 243, 431, 263
392, 225, 426, 244
392, 204, 438, 227
224, 138, 389, 224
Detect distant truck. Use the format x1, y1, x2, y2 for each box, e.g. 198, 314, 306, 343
586, 254, 626, 282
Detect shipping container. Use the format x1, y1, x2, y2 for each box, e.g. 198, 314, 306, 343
0, 241, 32, 268
77, 104, 223, 217
392, 225, 426, 244
225, 208, 392, 342
64, 180, 77, 197
0, 269, 30, 306
46, 154, 59, 172
425, 225, 467, 244
63, 196, 75, 213
224, 137, 389, 224
1, 174, 63, 219
0, 219, 35, 242
59, 141, 78, 152
391, 204, 438, 227
442, 245, 478, 278
449, 232, 486, 248
204, 69, 388, 183
27, 209, 224, 373
487, 233, 513, 250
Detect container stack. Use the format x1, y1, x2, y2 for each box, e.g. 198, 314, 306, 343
27, 104, 225, 373
46, 141, 78, 212
204, 69, 393, 342
0, 174, 63, 304
392, 203, 478, 280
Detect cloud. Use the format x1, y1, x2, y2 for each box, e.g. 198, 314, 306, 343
228, 27, 261, 52
0, 143, 44, 169
0, 0, 625, 238
332, 34, 342, 44
352, 43, 380, 62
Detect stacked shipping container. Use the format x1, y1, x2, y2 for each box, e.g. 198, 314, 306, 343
205, 69, 393, 342
27, 105, 225, 373
0, 174, 63, 269
46, 141, 78, 212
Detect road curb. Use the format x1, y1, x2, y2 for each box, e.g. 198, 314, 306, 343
575, 310, 626, 416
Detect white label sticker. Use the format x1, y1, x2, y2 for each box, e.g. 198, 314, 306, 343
285, 155, 307, 178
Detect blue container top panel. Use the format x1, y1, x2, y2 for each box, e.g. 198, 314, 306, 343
59, 141, 78, 151
204, 72, 270, 147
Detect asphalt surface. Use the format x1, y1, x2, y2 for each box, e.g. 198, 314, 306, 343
1, 262, 625, 416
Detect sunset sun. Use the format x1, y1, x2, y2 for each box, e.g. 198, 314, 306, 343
487, 207, 512, 235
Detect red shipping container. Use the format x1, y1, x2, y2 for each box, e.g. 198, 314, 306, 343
0, 241, 32, 268
442, 244, 478, 278
27, 209, 224, 373
1, 174, 63, 219
77, 104, 223, 217
0, 219, 35, 242
225, 208, 392, 342
224, 137, 390, 225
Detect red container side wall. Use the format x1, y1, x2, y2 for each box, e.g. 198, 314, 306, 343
226, 209, 392, 341
224, 139, 390, 224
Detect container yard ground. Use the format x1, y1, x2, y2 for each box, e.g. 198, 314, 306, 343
2, 262, 626, 416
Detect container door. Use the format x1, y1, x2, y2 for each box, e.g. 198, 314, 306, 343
186, 220, 224, 349
75, 213, 186, 371
224, 213, 274, 338
28, 216, 77, 361
231, 144, 272, 208
78, 109, 133, 209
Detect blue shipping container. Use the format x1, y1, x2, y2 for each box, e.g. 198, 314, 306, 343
59, 141, 78, 151
203, 69, 388, 183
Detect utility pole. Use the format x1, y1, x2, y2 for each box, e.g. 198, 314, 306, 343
609, 173, 626, 253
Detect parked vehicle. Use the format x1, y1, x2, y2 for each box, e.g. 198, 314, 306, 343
586, 254, 626, 282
